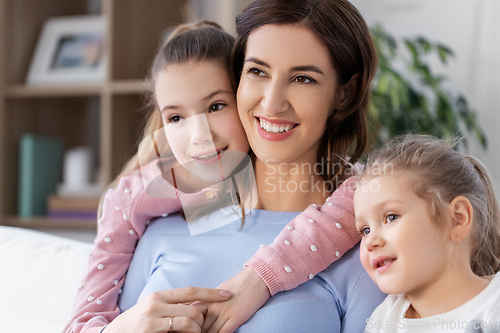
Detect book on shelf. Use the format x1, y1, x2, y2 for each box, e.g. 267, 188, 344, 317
18, 134, 64, 218
46, 195, 99, 220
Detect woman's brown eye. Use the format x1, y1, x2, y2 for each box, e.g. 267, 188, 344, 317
294, 75, 313, 83
247, 67, 263, 76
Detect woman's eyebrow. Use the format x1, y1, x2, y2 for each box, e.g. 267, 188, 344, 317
291, 65, 324, 75
244, 57, 270, 68
245, 57, 324, 75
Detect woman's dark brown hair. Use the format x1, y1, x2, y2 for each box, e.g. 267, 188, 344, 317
231, 0, 378, 185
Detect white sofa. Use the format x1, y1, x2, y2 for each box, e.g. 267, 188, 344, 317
0, 226, 93, 333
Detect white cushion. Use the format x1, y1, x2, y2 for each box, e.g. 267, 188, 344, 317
0, 226, 93, 333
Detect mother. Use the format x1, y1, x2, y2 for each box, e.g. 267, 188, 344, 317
118, 0, 384, 331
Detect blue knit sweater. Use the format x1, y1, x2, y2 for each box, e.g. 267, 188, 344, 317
118, 208, 386, 332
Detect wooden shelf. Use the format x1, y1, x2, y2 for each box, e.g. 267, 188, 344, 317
4, 80, 148, 98
3, 216, 97, 230
5, 84, 102, 98
110, 80, 148, 95
0, 0, 187, 230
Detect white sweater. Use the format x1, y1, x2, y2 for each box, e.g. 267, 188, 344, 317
365, 273, 500, 333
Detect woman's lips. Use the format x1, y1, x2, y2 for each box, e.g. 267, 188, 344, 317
255, 116, 298, 141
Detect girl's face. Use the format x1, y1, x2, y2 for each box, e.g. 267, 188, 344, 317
156, 60, 249, 183
236, 24, 342, 166
354, 174, 451, 295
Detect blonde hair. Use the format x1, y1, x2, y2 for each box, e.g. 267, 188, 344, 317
98, 21, 236, 216
360, 134, 500, 276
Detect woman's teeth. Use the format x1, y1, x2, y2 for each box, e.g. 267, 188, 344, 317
259, 118, 295, 134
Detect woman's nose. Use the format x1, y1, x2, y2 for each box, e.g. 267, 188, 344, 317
261, 81, 290, 115
189, 115, 213, 145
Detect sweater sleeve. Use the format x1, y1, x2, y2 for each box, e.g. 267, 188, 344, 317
245, 176, 360, 296
63, 170, 182, 333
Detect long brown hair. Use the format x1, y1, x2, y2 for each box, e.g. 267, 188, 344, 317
231, 0, 378, 186
361, 134, 500, 276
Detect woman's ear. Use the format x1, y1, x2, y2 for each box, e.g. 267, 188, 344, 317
448, 196, 474, 242
336, 73, 360, 110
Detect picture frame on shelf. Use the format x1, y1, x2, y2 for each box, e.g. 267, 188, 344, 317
26, 15, 106, 86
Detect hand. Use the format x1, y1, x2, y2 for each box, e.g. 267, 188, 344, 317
103, 287, 230, 333
197, 267, 271, 333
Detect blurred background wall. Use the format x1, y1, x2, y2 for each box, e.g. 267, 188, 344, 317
190, 0, 247, 33
350, 0, 500, 196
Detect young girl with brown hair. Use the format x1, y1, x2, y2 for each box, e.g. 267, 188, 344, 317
64, 21, 248, 333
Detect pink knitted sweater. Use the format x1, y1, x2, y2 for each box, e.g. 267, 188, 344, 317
64, 170, 359, 333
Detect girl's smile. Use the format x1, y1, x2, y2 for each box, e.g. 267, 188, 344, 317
189, 147, 227, 165
372, 256, 397, 273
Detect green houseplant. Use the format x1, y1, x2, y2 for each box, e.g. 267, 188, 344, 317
369, 25, 487, 149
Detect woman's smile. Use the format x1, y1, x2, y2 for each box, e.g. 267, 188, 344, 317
255, 116, 299, 141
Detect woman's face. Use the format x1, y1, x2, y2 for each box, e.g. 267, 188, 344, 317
237, 24, 342, 166
156, 60, 249, 183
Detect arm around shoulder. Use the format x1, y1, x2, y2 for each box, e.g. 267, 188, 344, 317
64, 171, 182, 333
246, 176, 360, 295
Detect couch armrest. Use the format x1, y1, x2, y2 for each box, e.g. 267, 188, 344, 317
0, 226, 93, 333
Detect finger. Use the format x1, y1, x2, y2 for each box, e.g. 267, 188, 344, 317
191, 301, 209, 315
217, 318, 241, 333
159, 287, 230, 304
159, 303, 204, 327
162, 316, 201, 333
200, 309, 218, 333
206, 315, 237, 333
206, 316, 225, 333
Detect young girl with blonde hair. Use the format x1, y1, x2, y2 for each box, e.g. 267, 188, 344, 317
355, 135, 500, 332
